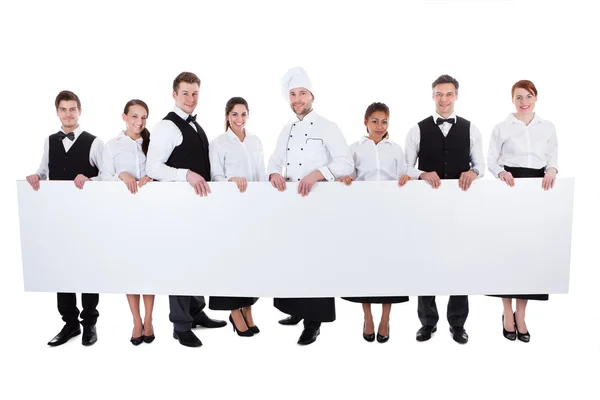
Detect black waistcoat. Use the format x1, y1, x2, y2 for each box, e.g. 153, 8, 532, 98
163, 112, 211, 181
417, 116, 471, 179
48, 131, 99, 180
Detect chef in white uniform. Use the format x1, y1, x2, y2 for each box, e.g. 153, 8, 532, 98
267, 66, 354, 345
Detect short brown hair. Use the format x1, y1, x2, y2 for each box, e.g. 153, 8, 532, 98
173, 72, 201, 93
55, 90, 81, 110
511, 80, 537, 98
432, 74, 459, 91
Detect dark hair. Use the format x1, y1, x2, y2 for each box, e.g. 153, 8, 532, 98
224, 97, 250, 131
364, 102, 390, 139
511, 80, 538, 98
173, 72, 201, 93
431, 74, 459, 91
55, 90, 81, 110
124, 99, 151, 156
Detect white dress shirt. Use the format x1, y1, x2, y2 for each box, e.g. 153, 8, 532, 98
35, 126, 104, 180
267, 110, 354, 182
146, 106, 198, 182
209, 128, 267, 182
487, 113, 558, 177
350, 136, 407, 181
101, 131, 146, 181
404, 113, 485, 179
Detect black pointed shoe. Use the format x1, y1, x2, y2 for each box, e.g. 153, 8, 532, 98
278, 315, 303, 326
449, 326, 468, 344
416, 325, 437, 342
48, 325, 81, 347
297, 327, 320, 345
502, 315, 516, 341
173, 330, 202, 347
363, 322, 375, 342
191, 311, 227, 329
82, 325, 98, 346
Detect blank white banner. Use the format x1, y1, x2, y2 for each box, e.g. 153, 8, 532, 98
16, 179, 574, 296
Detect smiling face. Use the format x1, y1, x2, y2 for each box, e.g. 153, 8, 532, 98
512, 87, 537, 115
122, 104, 148, 136
288, 87, 313, 117
432, 82, 457, 117
227, 103, 249, 132
173, 81, 199, 114
365, 110, 389, 142
56, 100, 81, 132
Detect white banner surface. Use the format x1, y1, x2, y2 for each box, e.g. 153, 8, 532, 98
16, 179, 574, 296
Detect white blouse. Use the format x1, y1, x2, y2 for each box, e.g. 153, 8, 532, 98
350, 136, 407, 180
487, 113, 558, 177
209, 128, 266, 182
101, 131, 146, 180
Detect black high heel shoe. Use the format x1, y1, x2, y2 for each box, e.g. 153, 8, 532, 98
229, 314, 254, 337
143, 324, 155, 343
241, 308, 260, 334
130, 325, 143, 346
514, 312, 530, 342
377, 322, 390, 343
363, 321, 375, 342
502, 315, 516, 341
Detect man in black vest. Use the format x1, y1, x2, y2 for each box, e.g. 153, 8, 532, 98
404, 75, 485, 344
146, 72, 226, 347
26, 90, 103, 346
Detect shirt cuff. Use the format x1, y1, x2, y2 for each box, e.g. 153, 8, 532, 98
318, 167, 335, 182
177, 168, 190, 182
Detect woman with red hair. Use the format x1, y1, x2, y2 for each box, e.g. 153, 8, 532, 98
487, 80, 558, 343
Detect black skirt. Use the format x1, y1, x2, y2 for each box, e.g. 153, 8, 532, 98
487, 165, 549, 301
342, 296, 409, 304
274, 297, 335, 322
209, 297, 258, 311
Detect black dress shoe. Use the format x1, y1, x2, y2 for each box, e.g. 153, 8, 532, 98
173, 330, 202, 347
48, 325, 81, 347
416, 325, 437, 342
297, 327, 320, 345
449, 326, 468, 344
363, 322, 375, 342
377, 323, 390, 343
191, 311, 227, 329
278, 315, 303, 325
514, 312, 530, 343
82, 325, 98, 346
502, 314, 516, 341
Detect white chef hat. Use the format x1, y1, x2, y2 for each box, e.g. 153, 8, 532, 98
281, 66, 313, 100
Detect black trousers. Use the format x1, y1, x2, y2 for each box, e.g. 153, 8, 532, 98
304, 319, 321, 329
417, 295, 468, 328
57, 292, 99, 328
169, 295, 206, 332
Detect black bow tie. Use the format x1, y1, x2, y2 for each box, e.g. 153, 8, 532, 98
436, 117, 455, 125
58, 131, 75, 141
186, 114, 197, 123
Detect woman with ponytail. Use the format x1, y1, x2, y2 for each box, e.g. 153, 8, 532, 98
101, 99, 155, 345
339, 102, 412, 343
208, 96, 265, 337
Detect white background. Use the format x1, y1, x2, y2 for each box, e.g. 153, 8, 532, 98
0, 0, 598, 399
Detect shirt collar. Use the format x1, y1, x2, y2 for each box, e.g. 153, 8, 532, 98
60, 125, 82, 138
507, 113, 542, 125
173, 105, 192, 121
118, 130, 143, 144
226, 127, 251, 142
358, 135, 391, 145
432, 112, 457, 123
